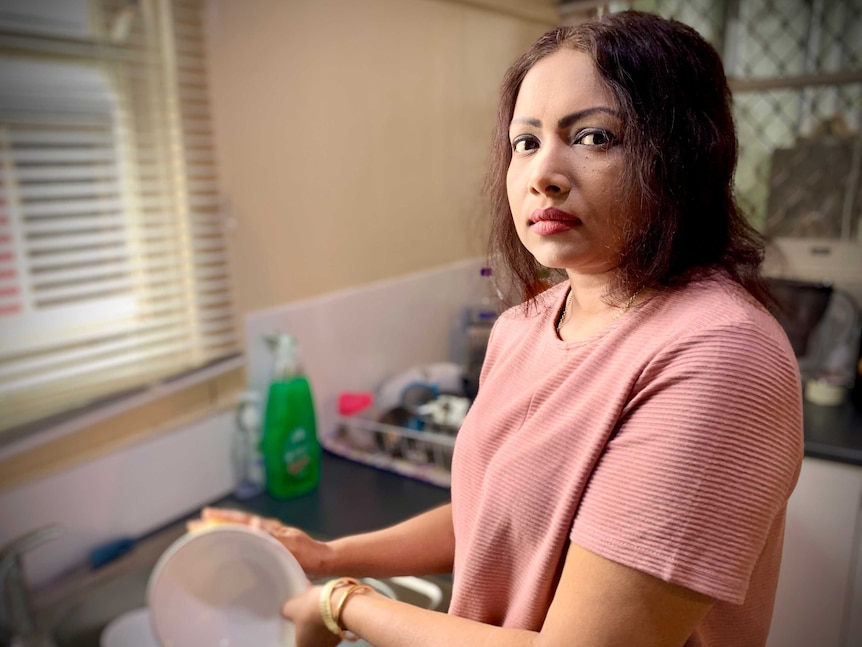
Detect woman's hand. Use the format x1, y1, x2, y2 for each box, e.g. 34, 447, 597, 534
281, 585, 341, 647
190, 507, 335, 578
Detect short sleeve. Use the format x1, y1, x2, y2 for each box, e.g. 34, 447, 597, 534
569, 319, 804, 603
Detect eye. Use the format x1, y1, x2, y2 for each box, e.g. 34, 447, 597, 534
511, 134, 539, 154
573, 128, 615, 147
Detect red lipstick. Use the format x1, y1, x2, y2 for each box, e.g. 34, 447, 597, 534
529, 208, 580, 235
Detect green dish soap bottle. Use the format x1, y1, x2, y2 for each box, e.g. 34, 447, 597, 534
260, 333, 321, 498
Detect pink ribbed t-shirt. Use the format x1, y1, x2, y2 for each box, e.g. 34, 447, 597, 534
449, 275, 804, 646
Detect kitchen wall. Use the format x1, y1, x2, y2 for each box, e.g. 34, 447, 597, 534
206, 0, 554, 316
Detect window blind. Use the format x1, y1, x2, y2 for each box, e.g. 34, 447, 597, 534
0, 0, 238, 436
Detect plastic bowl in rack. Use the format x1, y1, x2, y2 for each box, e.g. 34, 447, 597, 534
147, 523, 308, 647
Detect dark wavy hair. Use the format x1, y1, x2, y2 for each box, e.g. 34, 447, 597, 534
486, 10, 771, 307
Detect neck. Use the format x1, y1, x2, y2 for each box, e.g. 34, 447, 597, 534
557, 271, 640, 341
563, 271, 616, 316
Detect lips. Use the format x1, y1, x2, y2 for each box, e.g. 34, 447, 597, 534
529, 208, 580, 235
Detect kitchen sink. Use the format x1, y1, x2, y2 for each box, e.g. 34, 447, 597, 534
34, 521, 452, 647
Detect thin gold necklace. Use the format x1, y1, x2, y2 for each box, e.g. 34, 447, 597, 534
556, 288, 642, 332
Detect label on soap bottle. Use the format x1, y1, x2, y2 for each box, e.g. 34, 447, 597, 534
283, 427, 311, 477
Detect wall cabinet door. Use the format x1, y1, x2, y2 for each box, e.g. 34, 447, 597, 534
767, 457, 862, 647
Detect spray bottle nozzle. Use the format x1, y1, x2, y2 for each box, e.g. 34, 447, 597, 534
265, 332, 300, 378
264, 332, 294, 351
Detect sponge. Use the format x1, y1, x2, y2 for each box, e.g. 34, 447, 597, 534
184, 517, 238, 534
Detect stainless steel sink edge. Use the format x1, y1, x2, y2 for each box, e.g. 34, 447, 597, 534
32, 520, 187, 646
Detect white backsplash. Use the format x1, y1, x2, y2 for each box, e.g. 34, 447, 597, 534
0, 412, 235, 588
244, 258, 484, 442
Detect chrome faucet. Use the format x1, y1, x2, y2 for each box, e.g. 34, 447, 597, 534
0, 525, 63, 647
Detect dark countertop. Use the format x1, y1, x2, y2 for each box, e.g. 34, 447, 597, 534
216, 452, 451, 540
803, 400, 862, 467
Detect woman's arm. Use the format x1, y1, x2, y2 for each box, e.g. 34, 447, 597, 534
535, 543, 714, 646
200, 503, 454, 579
287, 542, 714, 647
325, 502, 455, 577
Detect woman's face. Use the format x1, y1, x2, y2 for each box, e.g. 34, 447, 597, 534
506, 49, 629, 276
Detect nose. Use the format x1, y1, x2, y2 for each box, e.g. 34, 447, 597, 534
529, 144, 571, 197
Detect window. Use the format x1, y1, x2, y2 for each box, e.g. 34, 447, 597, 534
0, 0, 238, 438
600, 0, 862, 239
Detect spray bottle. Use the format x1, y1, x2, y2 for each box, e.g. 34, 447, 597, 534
463, 266, 500, 398
260, 333, 321, 498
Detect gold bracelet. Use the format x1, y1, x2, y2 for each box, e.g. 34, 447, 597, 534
333, 583, 373, 642
318, 577, 359, 637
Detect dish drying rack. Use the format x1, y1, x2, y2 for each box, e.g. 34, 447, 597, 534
322, 413, 458, 488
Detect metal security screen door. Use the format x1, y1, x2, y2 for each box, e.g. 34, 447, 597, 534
610, 0, 862, 240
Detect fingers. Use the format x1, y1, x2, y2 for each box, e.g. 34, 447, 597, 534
258, 517, 284, 533
281, 586, 342, 647
270, 524, 302, 539
281, 593, 300, 619
281, 583, 318, 619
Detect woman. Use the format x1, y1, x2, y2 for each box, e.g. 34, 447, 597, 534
206, 10, 803, 646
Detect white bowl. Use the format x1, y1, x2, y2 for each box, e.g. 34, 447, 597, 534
147, 524, 308, 647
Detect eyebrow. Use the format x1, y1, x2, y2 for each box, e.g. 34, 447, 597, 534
510, 106, 621, 130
